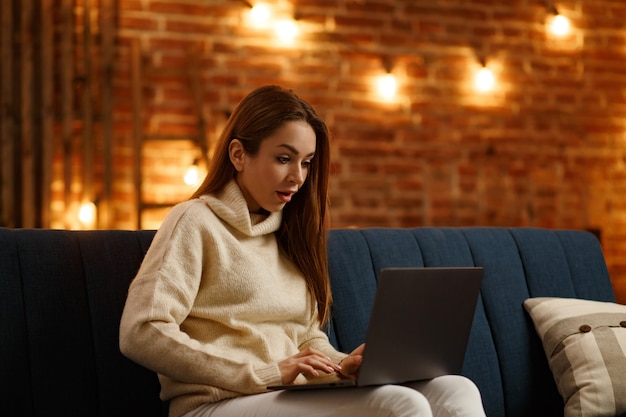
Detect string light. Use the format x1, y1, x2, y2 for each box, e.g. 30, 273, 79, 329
475, 66, 495, 93
375, 73, 398, 101
184, 159, 200, 186
247, 2, 271, 29
374, 56, 398, 102
274, 19, 299, 44
78, 201, 97, 227
549, 13, 570, 37
545, 3, 571, 37
244, 2, 300, 45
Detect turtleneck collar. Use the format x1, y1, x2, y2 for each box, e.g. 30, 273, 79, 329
198, 180, 282, 237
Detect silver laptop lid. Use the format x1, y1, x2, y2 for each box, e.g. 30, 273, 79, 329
358, 267, 483, 386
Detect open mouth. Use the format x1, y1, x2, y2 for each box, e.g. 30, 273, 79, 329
277, 191, 294, 203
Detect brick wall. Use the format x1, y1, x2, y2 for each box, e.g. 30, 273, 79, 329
60, 0, 626, 300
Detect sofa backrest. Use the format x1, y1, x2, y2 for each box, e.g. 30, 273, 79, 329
0, 227, 615, 417
326, 227, 615, 417
0, 229, 163, 417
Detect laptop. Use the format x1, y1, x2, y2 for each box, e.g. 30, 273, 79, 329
267, 266, 483, 390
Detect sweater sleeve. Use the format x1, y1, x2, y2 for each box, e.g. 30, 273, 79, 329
119, 203, 283, 394
298, 310, 348, 365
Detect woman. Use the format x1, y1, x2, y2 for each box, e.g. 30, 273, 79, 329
120, 85, 486, 417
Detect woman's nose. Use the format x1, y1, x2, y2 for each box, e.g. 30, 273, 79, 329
289, 165, 305, 185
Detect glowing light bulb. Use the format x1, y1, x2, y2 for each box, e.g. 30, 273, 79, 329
248, 3, 271, 29
274, 19, 299, 44
375, 73, 397, 101
475, 67, 495, 93
184, 163, 200, 186
78, 202, 97, 226
549, 14, 570, 37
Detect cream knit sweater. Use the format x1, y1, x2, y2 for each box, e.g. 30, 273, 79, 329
119, 180, 346, 417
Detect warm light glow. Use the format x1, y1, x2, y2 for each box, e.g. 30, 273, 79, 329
274, 19, 299, 44
78, 202, 97, 226
248, 3, 271, 29
375, 73, 398, 101
184, 163, 200, 186
475, 67, 495, 93
549, 14, 570, 37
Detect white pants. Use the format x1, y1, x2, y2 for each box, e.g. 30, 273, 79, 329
182, 375, 486, 417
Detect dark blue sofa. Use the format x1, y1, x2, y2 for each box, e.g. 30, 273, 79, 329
0, 227, 615, 417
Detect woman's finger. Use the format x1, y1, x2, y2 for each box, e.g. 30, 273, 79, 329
278, 349, 341, 383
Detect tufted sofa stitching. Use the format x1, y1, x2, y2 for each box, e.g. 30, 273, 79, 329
507, 228, 565, 417
17, 230, 98, 415
1, 231, 36, 415
456, 227, 506, 417
554, 230, 614, 302
326, 229, 378, 353
460, 227, 532, 417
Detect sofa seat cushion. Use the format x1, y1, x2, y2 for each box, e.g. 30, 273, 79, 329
524, 297, 626, 417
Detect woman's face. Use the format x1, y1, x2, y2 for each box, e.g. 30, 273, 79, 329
232, 120, 317, 213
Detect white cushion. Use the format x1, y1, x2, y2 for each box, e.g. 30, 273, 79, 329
523, 297, 626, 417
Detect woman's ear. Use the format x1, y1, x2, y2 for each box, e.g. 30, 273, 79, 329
229, 139, 245, 172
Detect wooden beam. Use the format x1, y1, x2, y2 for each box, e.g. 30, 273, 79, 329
21, 0, 35, 227
131, 38, 144, 229
41, 0, 54, 228
188, 45, 210, 166
0, 0, 15, 227
99, 0, 115, 229
81, 0, 94, 224
61, 0, 74, 228
31, 0, 43, 227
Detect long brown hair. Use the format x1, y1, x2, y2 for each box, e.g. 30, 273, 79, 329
191, 85, 332, 326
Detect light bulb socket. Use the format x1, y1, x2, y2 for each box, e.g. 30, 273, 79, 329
381, 55, 394, 73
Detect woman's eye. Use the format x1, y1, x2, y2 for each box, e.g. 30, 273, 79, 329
302, 160, 312, 168
277, 156, 289, 164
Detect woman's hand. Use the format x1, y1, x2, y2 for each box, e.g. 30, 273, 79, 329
278, 347, 342, 384
337, 343, 365, 380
